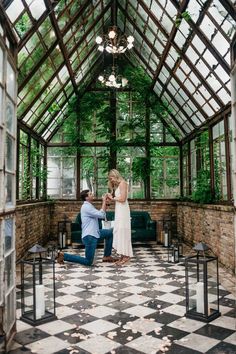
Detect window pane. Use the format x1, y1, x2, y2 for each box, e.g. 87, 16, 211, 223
6, 99, 15, 134
0, 46, 3, 83
5, 173, 14, 206
5, 218, 14, 252
5, 134, 14, 171
5, 253, 14, 289
47, 147, 76, 199
6, 62, 16, 99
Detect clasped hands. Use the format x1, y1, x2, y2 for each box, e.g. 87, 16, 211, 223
102, 193, 114, 202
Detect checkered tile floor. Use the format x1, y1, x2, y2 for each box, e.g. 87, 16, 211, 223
11, 243, 236, 354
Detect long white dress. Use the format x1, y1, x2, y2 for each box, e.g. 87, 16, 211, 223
112, 185, 133, 257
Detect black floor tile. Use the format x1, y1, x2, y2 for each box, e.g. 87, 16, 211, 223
166, 343, 202, 354
13, 328, 49, 345
194, 324, 235, 340
206, 341, 236, 354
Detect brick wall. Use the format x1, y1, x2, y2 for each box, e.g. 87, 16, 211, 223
177, 202, 235, 274
16, 202, 53, 261
15, 200, 235, 274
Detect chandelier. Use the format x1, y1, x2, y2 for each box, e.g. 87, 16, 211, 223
95, 25, 134, 54
98, 65, 128, 88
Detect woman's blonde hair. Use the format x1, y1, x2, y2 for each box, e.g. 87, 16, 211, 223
108, 169, 123, 190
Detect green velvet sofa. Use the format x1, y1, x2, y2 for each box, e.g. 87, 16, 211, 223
71, 210, 157, 245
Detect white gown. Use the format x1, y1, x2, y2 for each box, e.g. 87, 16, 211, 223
112, 185, 133, 257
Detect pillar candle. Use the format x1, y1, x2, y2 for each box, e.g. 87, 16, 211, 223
164, 232, 168, 247
196, 281, 204, 313
59, 232, 66, 248
35, 284, 45, 319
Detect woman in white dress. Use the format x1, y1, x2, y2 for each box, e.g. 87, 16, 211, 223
107, 169, 133, 265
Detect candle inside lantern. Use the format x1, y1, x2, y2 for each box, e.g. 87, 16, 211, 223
59, 232, 66, 248
35, 284, 45, 319
164, 232, 168, 247
196, 281, 204, 313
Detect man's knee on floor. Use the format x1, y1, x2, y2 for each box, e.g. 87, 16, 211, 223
86, 257, 94, 266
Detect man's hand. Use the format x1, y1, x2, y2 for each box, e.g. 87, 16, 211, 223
106, 193, 113, 200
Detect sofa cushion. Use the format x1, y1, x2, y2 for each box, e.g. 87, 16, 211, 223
131, 215, 145, 229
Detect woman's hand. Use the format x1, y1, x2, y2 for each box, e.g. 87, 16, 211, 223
106, 193, 113, 200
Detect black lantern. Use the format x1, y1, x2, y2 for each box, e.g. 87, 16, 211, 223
20, 244, 57, 326
185, 242, 221, 322
0, 306, 6, 354
163, 217, 171, 247
168, 243, 179, 263
58, 214, 72, 249
177, 235, 184, 257
47, 244, 58, 260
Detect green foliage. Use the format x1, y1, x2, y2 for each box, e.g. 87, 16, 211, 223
20, 146, 47, 200
132, 157, 150, 183
123, 66, 152, 101
191, 169, 213, 203
175, 11, 192, 28
60, 65, 179, 198
15, 13, 32, 38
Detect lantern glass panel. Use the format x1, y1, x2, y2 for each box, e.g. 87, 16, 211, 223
21, 258, 56, 325
186, 255, 220, 321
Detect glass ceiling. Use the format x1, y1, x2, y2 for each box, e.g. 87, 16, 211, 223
3, 0, 236, 142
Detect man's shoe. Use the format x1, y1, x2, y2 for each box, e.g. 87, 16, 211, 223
56, 251, 64, 264
102, 256, 119, 263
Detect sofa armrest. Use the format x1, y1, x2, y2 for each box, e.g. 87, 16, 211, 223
147, 220, 156, 230
71, 222, 81, 232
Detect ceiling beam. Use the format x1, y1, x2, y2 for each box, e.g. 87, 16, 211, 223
18, 0, 106, 92
218, 0, 236, 21
135, 0, 224, 109
18, 3, 111, 120
45, 55, 104, 142
44, 0, 78, 95
181, 102, 231, 144
129, 49, 184, 140
18, 120, 47, 145
30, 78, 71, 130
170, 0, 230, 74
18, 0, 92, 51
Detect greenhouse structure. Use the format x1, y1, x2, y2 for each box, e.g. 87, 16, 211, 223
0, 0, 235, 353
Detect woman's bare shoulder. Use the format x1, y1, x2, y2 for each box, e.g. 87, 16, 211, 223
120, 179, 128, 187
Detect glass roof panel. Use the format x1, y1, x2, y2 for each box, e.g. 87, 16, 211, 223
26, 0, 46, 20
3, 0, 233, 141
6, 0, 24, 23
209, 0, 236, 40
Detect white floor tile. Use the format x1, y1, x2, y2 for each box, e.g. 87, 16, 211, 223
80, 319, 119, 334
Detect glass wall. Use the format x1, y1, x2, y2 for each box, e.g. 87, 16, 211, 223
48, 92, 181, 199
0, 36, 17, 339
183, 119, 231, 203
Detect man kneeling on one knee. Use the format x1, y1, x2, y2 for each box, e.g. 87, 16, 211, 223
56, 190, 116, 265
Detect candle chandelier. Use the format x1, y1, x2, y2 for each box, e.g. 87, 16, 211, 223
95, 25, 134, 54
98, 65, 128, 88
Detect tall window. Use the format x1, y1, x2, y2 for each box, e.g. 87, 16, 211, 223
151, 147, 180, 198
212, 120, 227, 200
18, 130, 46, 200
47, 147, 76, 199
0, 36, 17, 338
